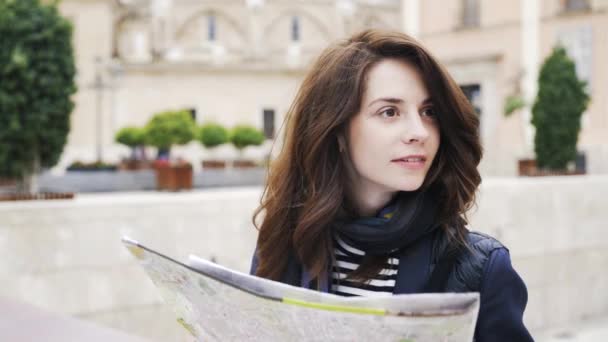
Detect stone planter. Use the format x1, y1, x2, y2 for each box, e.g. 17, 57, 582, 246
201, 160, 227, 169
154, 163, 193, 191
118, 159, 152, 171
233, 160, 258, 168
0, 192, 75, 202
518, 159, 537, 176
518, 158, 585, 177
0, 177, 16, 187
67, 162, 117, 172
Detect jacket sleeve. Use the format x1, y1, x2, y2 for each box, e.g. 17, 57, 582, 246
474, 248, 535, 342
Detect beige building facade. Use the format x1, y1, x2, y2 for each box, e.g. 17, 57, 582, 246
56, 0, 607, 175
404, 0, 608, 175
55, 0, 401, 171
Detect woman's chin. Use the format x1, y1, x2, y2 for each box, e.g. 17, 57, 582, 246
393, 180, 425, 192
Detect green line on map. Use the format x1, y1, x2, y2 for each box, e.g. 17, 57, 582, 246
282, 297, 386, 315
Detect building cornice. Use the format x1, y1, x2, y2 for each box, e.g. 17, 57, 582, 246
119, 61, 308, 76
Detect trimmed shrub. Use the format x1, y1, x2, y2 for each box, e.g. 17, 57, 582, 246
0, 0, 77, 190
144, 110, 195, 155
198, 122, 229, 148
230, 125, 265, 150
115, 126, 146, 148
531, 46, 589, 170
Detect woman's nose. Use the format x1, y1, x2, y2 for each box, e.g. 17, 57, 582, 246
400, 110, 429, 144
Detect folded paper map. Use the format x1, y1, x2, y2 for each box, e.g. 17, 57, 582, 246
122, 236, 479, 342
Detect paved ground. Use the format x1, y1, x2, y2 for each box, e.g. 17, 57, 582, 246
0, 297, 149, 342
535, 316, 608, 341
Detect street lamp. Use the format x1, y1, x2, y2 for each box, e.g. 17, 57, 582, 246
88, 57, 112, 163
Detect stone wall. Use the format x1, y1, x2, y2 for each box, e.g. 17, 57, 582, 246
1, 176, 607, 340
470, 176, 608, 331
0, 188, 261, 341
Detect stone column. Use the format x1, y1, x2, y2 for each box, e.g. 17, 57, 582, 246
336, 0, 356, 37
150, 0, 173, 60
246, 0, 264, 60
402, 0, 420, 38
520, 0, 540, 155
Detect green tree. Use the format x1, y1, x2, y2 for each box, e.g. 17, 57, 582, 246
144, 110, 195, 158
531, 46, 589, 171
230, 125, 265, 151
0, 0, 77, 192
198, 122, 229, 148
115, 126, 146, 160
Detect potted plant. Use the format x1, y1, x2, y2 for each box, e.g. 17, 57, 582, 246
115, 126, 150, 170
144, 109, 196, 190
198, 122, 229, 169
229, 125, 265, 168
0, 177, 16, 187
523, 45, 590, 176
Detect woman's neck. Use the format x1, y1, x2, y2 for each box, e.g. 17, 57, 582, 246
351, 188, 398, 217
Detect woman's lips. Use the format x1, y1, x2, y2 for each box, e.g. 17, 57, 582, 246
391, 159, 426, 170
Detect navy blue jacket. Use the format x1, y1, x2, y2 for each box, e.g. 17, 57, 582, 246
250, 231, 534, 341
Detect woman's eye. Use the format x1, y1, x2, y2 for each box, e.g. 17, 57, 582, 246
421, 107, 436, 117
380, 108, 398, 118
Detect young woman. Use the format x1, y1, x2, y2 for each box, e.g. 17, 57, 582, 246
250, 29, 533, 341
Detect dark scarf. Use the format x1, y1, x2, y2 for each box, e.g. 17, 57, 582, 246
334, 187, 441, 256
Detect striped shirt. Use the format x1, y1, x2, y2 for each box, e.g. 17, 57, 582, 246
331, 235, 399, 297
331, 208, 400, 297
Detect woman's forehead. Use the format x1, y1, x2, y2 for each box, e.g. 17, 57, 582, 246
362, 58, 430, 106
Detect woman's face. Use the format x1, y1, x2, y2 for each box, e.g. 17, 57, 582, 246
346, 58, 440, 197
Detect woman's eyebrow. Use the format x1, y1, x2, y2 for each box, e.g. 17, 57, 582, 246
367, 97, 433, 108
367, 97, 403, 108
422, 98, 434, 105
